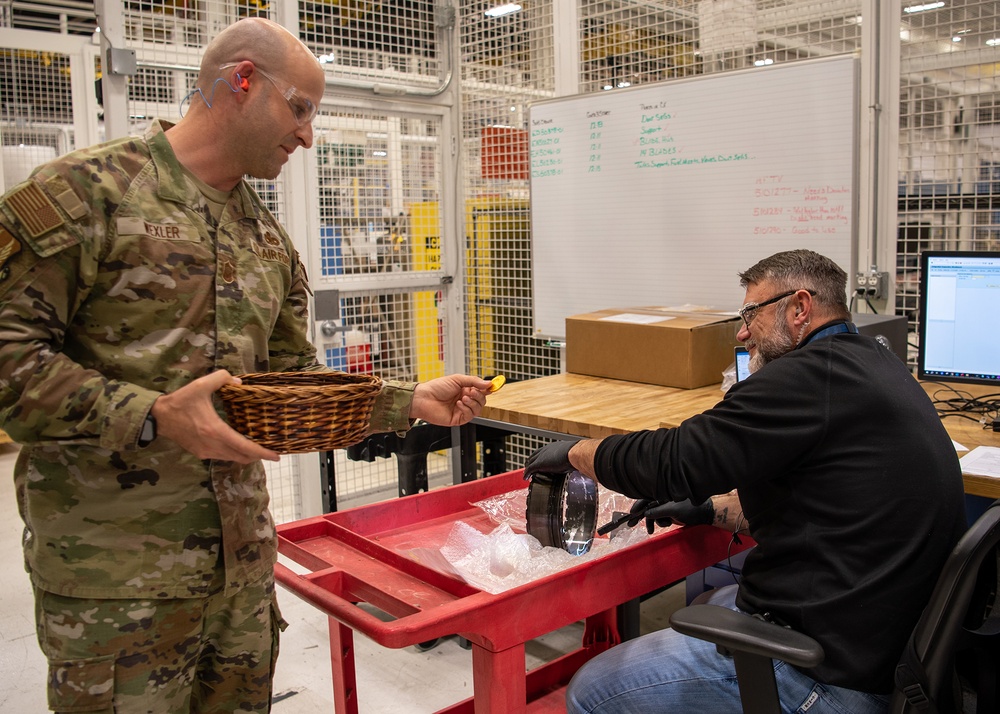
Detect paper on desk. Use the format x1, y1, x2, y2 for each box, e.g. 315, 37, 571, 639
953, 440, 968, 452
959, 446, 1000, 478
599, 313, 672, 325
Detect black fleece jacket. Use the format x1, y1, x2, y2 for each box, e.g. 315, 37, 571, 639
594, 321, 966, 693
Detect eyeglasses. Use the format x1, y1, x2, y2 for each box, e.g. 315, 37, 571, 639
219, 63, 318, 126
738, 289, 816, 329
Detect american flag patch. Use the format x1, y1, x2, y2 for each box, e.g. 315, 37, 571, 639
6, 181, 64, 238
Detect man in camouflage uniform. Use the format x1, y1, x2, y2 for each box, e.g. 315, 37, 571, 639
0, 17, 491, 713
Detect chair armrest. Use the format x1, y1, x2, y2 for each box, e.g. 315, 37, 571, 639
670, 605, 824, 669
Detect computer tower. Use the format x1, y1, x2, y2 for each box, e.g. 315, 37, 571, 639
852, 313, 909, 363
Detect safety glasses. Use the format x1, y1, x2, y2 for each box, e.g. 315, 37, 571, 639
738, 289, 816, 329
219, 62, 318, 126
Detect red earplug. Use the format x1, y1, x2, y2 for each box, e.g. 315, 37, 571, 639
237, 74, 249, 91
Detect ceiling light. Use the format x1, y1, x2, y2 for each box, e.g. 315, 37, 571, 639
754, 58, 774, 66
485, 3, 522, 18
903, 2, 945, 13
986, 38, 1000, 46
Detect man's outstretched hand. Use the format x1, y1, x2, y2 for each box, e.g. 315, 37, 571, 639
411, 374, 492, 426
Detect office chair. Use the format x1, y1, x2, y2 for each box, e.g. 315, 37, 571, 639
670, 499, 1000, 714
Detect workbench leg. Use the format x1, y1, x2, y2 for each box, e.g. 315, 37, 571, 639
397, 452, 429, 496
471, 642, 527, 713
320, 450, 338, 513
480, 432, 506, 477
328, 617, 359, 714
451, 425, 479, 484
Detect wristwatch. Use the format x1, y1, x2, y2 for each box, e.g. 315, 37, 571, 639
138, 413, 157, 447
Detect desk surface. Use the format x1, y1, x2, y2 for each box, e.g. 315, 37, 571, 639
480, 373, 1000, 499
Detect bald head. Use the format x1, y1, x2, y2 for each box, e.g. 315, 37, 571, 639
168, 17, 324, 189
199, 17, 319, 90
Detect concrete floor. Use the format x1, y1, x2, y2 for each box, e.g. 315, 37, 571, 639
0, 443, 686, 713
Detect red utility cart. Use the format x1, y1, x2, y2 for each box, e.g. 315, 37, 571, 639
276, 469, 751, 713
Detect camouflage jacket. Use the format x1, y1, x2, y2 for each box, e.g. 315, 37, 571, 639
0, 120, 415, 599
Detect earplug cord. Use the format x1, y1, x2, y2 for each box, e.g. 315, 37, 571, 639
179, 76, 242, 118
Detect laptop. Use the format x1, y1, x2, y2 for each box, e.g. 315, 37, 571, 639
734, 346, 752, 382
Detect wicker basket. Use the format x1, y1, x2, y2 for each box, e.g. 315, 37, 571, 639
219, 372, 383, 454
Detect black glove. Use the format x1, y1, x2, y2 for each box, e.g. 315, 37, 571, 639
627, 498, 658, 529
644, 498, 714, 531
597, 498, 658, 536
523, 440, 575, 480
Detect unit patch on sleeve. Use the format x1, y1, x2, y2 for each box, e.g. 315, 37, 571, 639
5, 181, 65, 238
44, 175, 88, 220
0, 226, 22, 277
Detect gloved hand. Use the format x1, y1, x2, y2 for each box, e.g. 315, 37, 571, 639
644, 498, 715, 532
627, 498, 658, 529
523, 440, 575, 480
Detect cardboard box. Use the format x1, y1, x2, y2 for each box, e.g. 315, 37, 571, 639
566, 307, 742, 389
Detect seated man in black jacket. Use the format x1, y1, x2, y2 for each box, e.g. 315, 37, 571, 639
524, 249, 966, 714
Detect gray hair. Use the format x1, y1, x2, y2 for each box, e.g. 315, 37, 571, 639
738, 249, 850, 320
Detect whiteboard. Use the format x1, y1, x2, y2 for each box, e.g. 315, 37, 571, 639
529, 56, 858, 340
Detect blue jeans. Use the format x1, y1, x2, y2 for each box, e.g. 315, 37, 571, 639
566, 585, 889, 714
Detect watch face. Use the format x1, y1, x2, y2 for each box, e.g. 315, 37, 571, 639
139, 415, 156, 445
526, 470, 597, 556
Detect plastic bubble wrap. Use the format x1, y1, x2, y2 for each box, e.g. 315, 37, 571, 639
401, 485, 673, 594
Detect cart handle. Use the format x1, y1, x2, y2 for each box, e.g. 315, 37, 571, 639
274, 561, 395, 635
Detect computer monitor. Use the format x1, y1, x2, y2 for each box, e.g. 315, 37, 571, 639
917, 250, 1000, 385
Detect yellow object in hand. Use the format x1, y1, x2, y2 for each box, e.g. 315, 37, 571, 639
489, 375, 506, 393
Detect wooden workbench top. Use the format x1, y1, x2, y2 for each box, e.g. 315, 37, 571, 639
918, 381, 1000, 499
481, 373, 1000, 499
481, 373, 726, 438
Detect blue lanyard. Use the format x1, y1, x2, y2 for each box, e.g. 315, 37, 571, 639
802, 321, 858, 346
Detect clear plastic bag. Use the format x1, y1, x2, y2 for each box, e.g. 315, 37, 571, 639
399, 485, 663, 594
473, 484, 637, 534
720, 360, 737, 392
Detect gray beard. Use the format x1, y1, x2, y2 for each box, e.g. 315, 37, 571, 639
749, 324, 796, 373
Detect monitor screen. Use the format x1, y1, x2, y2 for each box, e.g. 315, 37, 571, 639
917, 251, 1000, 385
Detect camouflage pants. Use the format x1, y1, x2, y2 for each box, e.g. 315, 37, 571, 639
34, 572, 287, 713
